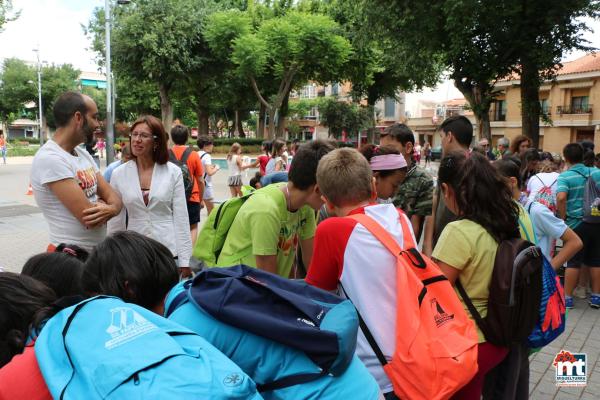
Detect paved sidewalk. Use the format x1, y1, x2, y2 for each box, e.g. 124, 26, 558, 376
529, 297, 600, 399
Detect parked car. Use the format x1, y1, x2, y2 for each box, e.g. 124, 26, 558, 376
431, 146, 442, 161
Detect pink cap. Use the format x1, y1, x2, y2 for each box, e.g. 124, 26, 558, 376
370, 154, 408, 171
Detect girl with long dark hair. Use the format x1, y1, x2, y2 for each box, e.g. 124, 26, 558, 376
432, 151, 519, 399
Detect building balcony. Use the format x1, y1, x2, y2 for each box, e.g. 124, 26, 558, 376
556, 105, 592, 115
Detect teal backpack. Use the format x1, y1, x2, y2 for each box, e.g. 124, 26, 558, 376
34, 296, 262, 400
193, 193, 253, 266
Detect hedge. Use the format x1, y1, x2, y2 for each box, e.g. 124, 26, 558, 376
9, 137, 40, 145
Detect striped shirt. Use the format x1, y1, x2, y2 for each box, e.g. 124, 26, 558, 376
556, 164, 600, 229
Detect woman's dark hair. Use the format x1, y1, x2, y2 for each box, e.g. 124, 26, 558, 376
21, 252, 85, 298
360, 144, 407, 178
510, 135, 531, 155
583, 149, 595, 167
438, 152, 519, 242
0, 272, 56, 367
55, 243, 89, 262
494, 158, 523, 189
129, 115, 169, 164
262, 140, 272, 156
271, 139, 286, 158
82, 231, 179, 310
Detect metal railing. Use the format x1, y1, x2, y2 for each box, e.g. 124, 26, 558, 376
556, 105, 593, 115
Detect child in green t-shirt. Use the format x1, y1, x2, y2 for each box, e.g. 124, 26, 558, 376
217, 140, 335, 278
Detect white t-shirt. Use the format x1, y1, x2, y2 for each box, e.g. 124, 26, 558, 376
31, 139, 105, 250
198, 150, 213, 188
527, 172, 559, 203
526, 201, 567, 260
227, 155, 241, 176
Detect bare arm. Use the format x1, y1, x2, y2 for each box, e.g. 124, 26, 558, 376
423, 193, 437, 256
557, 192, 567, 220
300, 237, 314, 269
551, 228, 583, 270
237, 156, 254, 171
48, 178, 97, 226
410, 214, 423, 241
205, 164, 219, 176
82, 174, 123, 227
255, 255, 278, 274
434, 259, 460, 285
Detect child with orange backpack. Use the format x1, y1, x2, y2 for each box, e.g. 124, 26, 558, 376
306, 148, 478, 400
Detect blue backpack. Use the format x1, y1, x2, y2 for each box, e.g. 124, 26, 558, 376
35, 296, 262, 400
527, 256, 566, 348
166, 265, 359, 392
524, 203, 567, 348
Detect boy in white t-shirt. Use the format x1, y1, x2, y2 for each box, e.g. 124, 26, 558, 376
197, 135, 219, 215
31, 91, 122, 251
306, 148, 415, 397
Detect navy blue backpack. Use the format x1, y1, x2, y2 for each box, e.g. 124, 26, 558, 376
166, 265, 359, 391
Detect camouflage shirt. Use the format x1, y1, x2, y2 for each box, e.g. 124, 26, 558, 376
393, 164, 434, 217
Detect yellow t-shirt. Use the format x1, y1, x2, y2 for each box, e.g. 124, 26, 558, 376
432, 219, 498, 343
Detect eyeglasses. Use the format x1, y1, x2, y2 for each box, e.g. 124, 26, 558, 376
129, 132, 155, 140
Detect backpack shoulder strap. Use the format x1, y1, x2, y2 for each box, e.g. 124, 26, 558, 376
180, 147, 193, 164
454, 280, 491, 340
168, 149, 178, 163
348, 212, 415, 253
339, 283, 388, 367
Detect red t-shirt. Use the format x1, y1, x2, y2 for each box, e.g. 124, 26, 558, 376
0, 345, 51, 400
171, 145, 204, 203
258, 155, 270, 176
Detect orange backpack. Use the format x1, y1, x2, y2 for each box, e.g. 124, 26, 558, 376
345, 214, 479, 399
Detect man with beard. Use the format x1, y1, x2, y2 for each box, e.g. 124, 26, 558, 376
31, 91, 122, 251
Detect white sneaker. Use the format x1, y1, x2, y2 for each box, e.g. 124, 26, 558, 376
573, 286, 588, 299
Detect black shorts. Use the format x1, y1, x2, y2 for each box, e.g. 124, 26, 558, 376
187, 201, 201, 226
567, 222, 600, 267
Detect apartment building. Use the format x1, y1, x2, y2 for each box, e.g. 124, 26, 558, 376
491, 53, 600, 152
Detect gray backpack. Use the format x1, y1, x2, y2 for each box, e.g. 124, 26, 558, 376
575, 170, 600, 223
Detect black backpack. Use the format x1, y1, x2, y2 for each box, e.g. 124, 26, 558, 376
456, 238, 543, 347
169, 147, 194, 199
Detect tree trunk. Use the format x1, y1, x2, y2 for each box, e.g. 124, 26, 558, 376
453, 78, 492, 143
520, 58, 541, 148
196, 107, 209, 137
236, 110, 245, 138
158, 82, 174, 135
267, 107, 277, 140
258, 103, 266, 139
276, 93, 290, 138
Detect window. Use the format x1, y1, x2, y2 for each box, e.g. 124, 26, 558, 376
384, 97, 396, 118
540, 99, 550, 116
571, 96, 589, 113
332, 83, 340, 96
492, 100, 506, 121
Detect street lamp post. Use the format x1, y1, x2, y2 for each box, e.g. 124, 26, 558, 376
104, 0, 131, 165
33, 48, 44, 146
104, 0, 115, 164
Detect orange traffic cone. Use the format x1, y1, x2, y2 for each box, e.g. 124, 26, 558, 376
26, 183, 33, 195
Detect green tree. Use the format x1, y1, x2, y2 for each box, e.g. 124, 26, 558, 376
0, 58, 36, 126
0, 0, 19, 32
208, 10, 352, 138
41, 63, 80, 128
86, 0, 208, 131
319, 97, 374, 139
508, 1, 600, 147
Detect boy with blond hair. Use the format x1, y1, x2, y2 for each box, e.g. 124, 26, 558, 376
306, 148, 415, 398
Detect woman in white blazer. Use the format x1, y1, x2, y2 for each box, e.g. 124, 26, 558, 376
109, 115, 192, 277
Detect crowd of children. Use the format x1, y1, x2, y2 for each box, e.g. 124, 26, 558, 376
2, 91, 600, 399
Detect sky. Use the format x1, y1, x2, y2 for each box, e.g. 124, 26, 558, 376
1, 0, 599, 102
